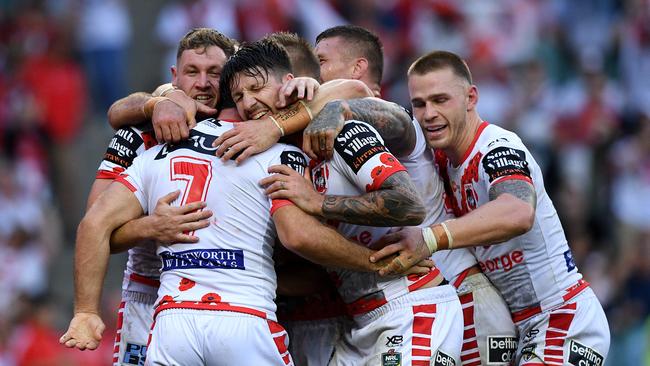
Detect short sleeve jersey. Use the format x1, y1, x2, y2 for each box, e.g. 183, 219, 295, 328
434, 122, 583, 314
310, 120, 440, 315
118, 119, 308, 320
97, 124, 160, 279
399, 119, 477, 284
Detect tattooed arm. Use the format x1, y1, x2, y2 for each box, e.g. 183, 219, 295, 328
304, 98, 416, 160
321, 171, 425, 226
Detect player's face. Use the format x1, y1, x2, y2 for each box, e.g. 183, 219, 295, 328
315, 37, 355, 82
230, 69, 292, 120
172, 45, 227, 109
408, 68, 476, 151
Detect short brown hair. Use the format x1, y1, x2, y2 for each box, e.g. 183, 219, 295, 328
265, 32, 320, 79
316, 25, 383, 84
408, 50, 472, 84
176, 28, 237, 60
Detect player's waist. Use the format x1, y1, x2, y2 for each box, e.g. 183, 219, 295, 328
450, 264, 482, 290
344, 267, 446, 316
511, 279, 590, 323
154, 297, 276, 322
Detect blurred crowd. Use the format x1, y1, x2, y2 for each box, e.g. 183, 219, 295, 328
0, 0, 648, 364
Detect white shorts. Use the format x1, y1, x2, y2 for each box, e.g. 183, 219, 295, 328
145, 308, 294, 366
514, 287, 610, 366
329, 285, 463, 366
456, 273, 518, 366
283, 317, 344, 366
113, 292, 156, 366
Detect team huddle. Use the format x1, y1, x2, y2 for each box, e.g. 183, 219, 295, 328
59, 26, 610, 366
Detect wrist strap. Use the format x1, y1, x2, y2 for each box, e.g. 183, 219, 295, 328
143, 97, 169, 119
441, 221, 454, 249
422, 227, 438, 255
269, 116, 285, 136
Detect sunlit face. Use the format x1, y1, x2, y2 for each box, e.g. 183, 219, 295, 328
172, 45, 227, 109
315, 36, 355, 82
408, 67, 476, 151
230, 68, 292, 120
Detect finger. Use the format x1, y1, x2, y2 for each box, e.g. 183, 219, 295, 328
416, 259, 435, 268
221, 140, 249, 162
234, 146, 256, 165
196, 103, 217, 115
181, 219, 211, 232
213, 128, 239, 151
311, 133, 321, 159
216, 133, 244, 159
306, 84, 315, 101
296, 81, 305, 99
303, 165, 311, 181
259, 173, 283, 187
379, 257, 407, 277
159, 190, 181, 205
302, 133, 317, 160
162, 124, 173, 143
154, 124, 164, 143
267, 164, 294, 175
405, 265, 431, 276
65, 339, 78, 348
268, 189, 292, 200
174, 233, 201, 243
59, 333, 70, 344
369, 243, 403, 263
187, 118, 197, 130
179, 121, 190, 140
183, 210, 213, 223
325, 131, 336, 160
178, 201, 208, 214
86, 341, 99, 351
94, 323, 105, 340
265, 181, 289, 196
170, 123, 182, 143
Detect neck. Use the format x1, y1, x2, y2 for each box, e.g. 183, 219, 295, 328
447, 111, 483, 166
217, 107, 242, 122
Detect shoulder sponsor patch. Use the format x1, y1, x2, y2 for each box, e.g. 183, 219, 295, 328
104, 127, 145, 168
568, 340, 604, 366
487, 336, 517, 365
281, 151, 307, 176
481, 146, 531, 183
160, 249, 245, 271
433, 350, 456, 366
334, 121, 387, 173
155, 130, 218, 160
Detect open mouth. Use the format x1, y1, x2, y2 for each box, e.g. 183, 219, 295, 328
250, 110, 269, 120
194, 95, 213, 104
427, 125, 447, 133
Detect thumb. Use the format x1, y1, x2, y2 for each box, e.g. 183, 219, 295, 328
196, 103, 217, 115
160, 190, 181, 204
303, 165, 312, 183
94, 322, 105, 340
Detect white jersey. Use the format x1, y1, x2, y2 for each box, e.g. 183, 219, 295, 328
434, 122, 584, 319
399, 119, 477, 285
117, 119, 308, 321
97, 124, 161, 282
309, 120, 439, 315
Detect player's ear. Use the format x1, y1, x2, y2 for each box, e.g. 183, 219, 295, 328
171, 65, 178, 85
467, 85, 479, 111
352, 58, 368, 80
282, 73, 295, 83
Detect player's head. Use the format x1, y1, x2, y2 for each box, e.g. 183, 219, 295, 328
264, 32, 320, 79
172, 28, 237, 109
315, 25, 383, 86
220, 39, 292, 120
407, 50, 478, 150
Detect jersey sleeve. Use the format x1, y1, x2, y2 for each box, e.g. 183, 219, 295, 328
479, 136, 533, 188
332, 120, 406, 192
96, 124, 157, 180
115, 151, 152, 213
269, 146, 309, 215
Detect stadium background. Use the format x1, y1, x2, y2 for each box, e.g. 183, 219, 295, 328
0, 0, 648, 364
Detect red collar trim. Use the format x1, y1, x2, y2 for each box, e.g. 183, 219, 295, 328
458, 121, 489, 165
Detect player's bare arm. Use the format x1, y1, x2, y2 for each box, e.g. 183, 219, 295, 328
213, 79, 372, 163
371, 179, 537, 276
274, 205, 432, 274
322, 171, 425, 227
60, 183, 143, 351
304, 98, 416, 160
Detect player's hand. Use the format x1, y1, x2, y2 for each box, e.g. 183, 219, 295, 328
166, 89, 217, 129
212, 118, 282, 164
146, 190, 213, 244
152, 94, 217, 143
276, 77, 320, 108
260, 165, 324, 216
303, 100, 351, 160
59, 312, 105, 351
369, 227, 433, 276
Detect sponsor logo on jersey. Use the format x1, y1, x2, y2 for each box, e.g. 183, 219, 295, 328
568, 341, 604, 366
123, 343, 147, 365
482, 146, 530, 183
311, 161, 329, 193
564, 249, 577, 272
381, 349, 402, 366
160, 249, 245, 271
487, 137, 510, 148
104, 127, 145, 168
155, 130, 218, 160
521, 344, 537, 362
433, 350, 456, 366
334, 121, 387, 173
487, 336, 517, 364
385, 335, 403, 347
478, 250, 524, 273
281, 151, 307, 176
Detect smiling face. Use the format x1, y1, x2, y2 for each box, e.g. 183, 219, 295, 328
408, 67, 478, 156
230, 68, 292, 120
315, 36, 355, 82
171, 45, 227, 109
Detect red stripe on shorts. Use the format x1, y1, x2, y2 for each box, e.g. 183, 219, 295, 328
542, 302, 576, 365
